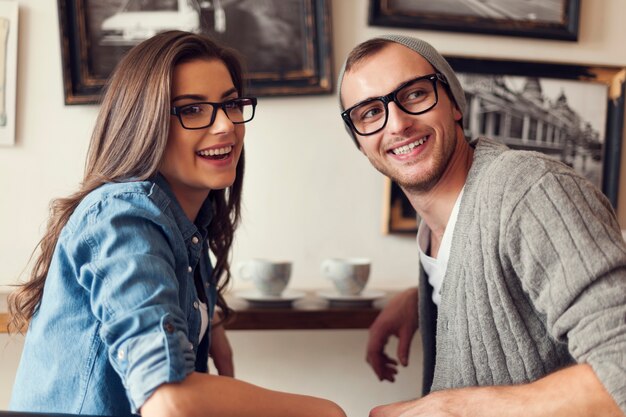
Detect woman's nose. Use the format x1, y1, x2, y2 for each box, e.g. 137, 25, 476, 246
210, 107, 235, 134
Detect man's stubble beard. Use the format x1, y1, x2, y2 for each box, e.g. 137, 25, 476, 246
370, 131, 458, 194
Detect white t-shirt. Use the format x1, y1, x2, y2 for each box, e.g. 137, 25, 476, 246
199, 301, 209, 342
417, 187, 465, 305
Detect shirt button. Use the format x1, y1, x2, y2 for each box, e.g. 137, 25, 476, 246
117, 350, 125, 360
189, 343, 194, 351
193, 301, 199, 309
191, 236, 199, 244
187, 266, 192, 273
164, 322, 175, 333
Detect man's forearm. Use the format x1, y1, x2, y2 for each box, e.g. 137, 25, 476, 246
439, 364, 622, 417
525, 364, 622, 417
371, 364, 623, 417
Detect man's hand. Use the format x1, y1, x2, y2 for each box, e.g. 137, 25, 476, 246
369, 393, 453, 417
209, 311, 234, 377
366, 287, 419, 382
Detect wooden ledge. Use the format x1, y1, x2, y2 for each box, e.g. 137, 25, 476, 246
0, 312, 8, 334
223, 290, 388, 330
0, 290, 392, 334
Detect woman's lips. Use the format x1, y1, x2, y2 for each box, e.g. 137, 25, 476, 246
196, 145, 233, 160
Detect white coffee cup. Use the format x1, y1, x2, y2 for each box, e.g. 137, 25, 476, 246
237, 259, 292, 296
321, 258, 371, 295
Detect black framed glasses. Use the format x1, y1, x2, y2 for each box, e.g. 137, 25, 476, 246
341, 73, 448, 136
171, 97, 257, 130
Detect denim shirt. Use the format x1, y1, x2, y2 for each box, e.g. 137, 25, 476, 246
10, 174, 217, 416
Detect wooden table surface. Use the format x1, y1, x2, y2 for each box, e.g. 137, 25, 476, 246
0, 290, 391, 333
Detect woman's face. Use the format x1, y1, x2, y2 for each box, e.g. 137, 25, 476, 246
160, 58, 245, 217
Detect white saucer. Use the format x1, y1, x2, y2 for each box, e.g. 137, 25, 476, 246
316, 289, 386, 305
235, 289, 306, 306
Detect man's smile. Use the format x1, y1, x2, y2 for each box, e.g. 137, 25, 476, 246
389, 135, 430, 155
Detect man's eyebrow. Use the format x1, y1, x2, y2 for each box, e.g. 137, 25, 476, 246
348, 89, 391, 110
347, 76, 424, 109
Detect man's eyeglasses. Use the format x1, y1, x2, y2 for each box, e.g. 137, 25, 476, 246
341, 73, 448, 136
171, 97, 258, 130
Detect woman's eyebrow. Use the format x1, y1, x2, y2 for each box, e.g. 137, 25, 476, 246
172, 94, 205, 103
221, 87, 238, 99
172, 87, 238, 104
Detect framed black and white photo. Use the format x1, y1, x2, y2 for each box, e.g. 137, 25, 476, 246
369, 0, 580, 41
384, 57, 625, 234
0, 0, 18, 146
57, 0, 333, 104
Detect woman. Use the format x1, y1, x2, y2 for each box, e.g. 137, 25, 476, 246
9, 31, 345, 417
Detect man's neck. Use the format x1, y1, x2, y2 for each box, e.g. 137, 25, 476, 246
405, 135, 474, 244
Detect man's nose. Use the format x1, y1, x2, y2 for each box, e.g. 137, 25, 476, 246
385, 102, 413, 136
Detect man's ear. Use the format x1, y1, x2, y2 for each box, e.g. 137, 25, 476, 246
453, 106, 462, 122
349, 133, 364, 153
353, 138, 364, 154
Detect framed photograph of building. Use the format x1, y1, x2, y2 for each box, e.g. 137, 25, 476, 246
369, 0, 580, 41
57, 0, 333, 104
0, 0, 18, 146
384, 57, 626, 234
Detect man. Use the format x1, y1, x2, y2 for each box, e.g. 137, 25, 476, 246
338, 34, 626, 417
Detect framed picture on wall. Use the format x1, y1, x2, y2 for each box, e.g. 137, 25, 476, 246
0, 0, 18, 146
57, 0, 333, 104
384, 57, 626, 234
369, 0, 580, 41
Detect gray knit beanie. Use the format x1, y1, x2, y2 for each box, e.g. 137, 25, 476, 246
338, 34, 466, 146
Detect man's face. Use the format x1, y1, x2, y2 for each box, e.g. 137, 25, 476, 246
340, 43, 463, 193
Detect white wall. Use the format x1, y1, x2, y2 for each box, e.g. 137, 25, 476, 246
1, 0, 626, 415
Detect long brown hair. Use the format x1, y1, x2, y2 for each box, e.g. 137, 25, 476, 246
9, 30, 244, 333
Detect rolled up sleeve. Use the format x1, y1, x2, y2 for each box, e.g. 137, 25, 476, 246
76, 194, 196, 412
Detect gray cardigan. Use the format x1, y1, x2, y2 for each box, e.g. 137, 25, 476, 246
419, 138, 626, 413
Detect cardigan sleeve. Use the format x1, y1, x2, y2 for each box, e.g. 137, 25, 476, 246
504, 170, 626, 413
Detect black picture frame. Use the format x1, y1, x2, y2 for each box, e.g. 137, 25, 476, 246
385, 56, 626, 234
57, 0, 333, 105
369, 0, 580, 41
